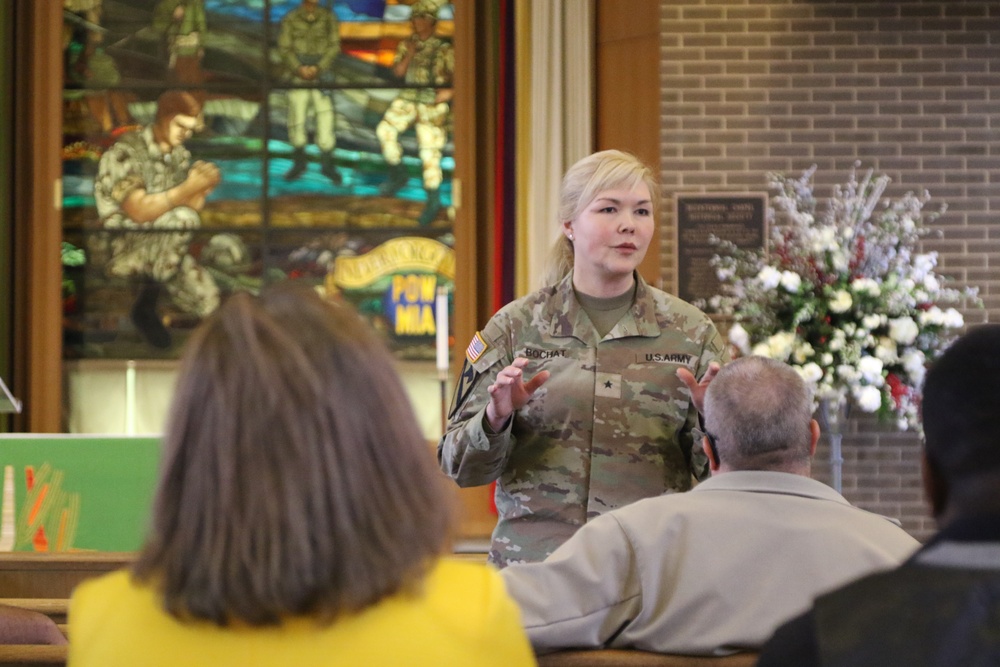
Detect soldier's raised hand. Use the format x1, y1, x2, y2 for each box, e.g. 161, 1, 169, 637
485, 357, 550, 432
677, 361, 721, 415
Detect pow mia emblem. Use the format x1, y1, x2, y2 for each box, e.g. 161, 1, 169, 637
595, 372, 622, 399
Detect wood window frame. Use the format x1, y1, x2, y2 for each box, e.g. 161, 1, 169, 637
12, 0, 490, 434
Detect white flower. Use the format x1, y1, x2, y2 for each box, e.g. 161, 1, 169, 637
888, 317, 919, 345
854, 385, 883, 412
795, 362, 824, 384
902, 349, 926, 387
828, 290, 853, 313
792, 342, 815, 364
830, 250, 850, 273
851, 278, 881, 297
816, 226, 838, 251
913, 253, 937, 278
756, 266, 782, 290
728, 323, 751, 354
829, 330, 846, 352
862, 314, 883, 331
780, 271, 802, 293
858, 356, 884, 384
708, 167, 981, 433
919, 306, 946, 327
943, 308, 964, 328
875, 338, 898, 364
766, 331, 797, 361
836, 365, 860, 383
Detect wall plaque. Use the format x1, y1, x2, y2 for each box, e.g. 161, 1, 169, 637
673, 193, 768, 305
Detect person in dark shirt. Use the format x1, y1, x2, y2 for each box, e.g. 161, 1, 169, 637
759, 324, 1000, 667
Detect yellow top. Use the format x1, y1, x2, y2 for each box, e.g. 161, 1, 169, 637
68, 559, 536, 667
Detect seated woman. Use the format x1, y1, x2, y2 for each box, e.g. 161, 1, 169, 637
67, 285, 535, 667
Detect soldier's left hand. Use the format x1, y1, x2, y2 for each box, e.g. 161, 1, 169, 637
677, 361, 721, 415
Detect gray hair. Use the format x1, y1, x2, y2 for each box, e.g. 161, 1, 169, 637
703, 356, 814, 471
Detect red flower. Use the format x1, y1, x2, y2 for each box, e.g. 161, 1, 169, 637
885, 372, 908, 408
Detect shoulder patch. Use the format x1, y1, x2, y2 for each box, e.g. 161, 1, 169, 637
448, 360, 477, 421
466, 331, 489, 363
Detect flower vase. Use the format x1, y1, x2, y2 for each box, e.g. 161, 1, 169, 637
817, 397, 849, 493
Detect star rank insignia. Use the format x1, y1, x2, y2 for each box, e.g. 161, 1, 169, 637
595, 372, 622, 399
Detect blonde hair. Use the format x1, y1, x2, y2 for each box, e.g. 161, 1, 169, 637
543, 150, 659, 285
133, 284, 454, 626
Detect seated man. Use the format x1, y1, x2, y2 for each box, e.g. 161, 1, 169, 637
759, 325, 1000, 666
0, 604, 65, 645
501, 355, 919, 656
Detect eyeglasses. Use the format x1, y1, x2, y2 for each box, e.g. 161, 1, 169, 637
693, 427, 721, 465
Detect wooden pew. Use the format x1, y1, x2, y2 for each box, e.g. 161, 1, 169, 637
0, 553, 133, 600
0, 553, 130, 666
537, 650, 759, 667
0, 645, 66, 666
0, 552, 761, 667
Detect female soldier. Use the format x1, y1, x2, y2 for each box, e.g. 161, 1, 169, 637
439, 150, 726, 567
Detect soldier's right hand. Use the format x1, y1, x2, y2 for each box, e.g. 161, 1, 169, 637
485, 357, 550, 432
188, 160, 222, 192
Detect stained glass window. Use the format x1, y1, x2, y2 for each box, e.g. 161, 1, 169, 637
61, 0, 456, 366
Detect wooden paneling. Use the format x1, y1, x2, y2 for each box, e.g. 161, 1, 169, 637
450, 0, 500, 541
0, 553, 132, 599
13, 0, 62, 432
595, 0, 661, 286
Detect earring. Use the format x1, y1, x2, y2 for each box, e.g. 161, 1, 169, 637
568, 234, 575, 241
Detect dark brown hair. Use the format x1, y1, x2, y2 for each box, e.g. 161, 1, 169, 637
133, 284, 454, 626
153, 90, 204, 124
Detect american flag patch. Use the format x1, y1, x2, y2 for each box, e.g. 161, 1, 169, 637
466, 331, 489, 363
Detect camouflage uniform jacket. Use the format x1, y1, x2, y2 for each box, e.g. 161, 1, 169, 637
152, 0, 207, 57
438, 272, 728, 567
395, 35, 453, 104
277, 5, 340, 81
94, 126, 191, 226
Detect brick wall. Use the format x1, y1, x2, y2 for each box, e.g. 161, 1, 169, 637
659, 0, 1000, 540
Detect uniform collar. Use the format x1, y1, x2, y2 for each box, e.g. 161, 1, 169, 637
692, 470, 853, 506
545, 272, 662, 341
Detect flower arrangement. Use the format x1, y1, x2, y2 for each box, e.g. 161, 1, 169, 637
703, 163, 980, 430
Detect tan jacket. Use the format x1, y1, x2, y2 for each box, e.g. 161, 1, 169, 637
501, 471, 920, 656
